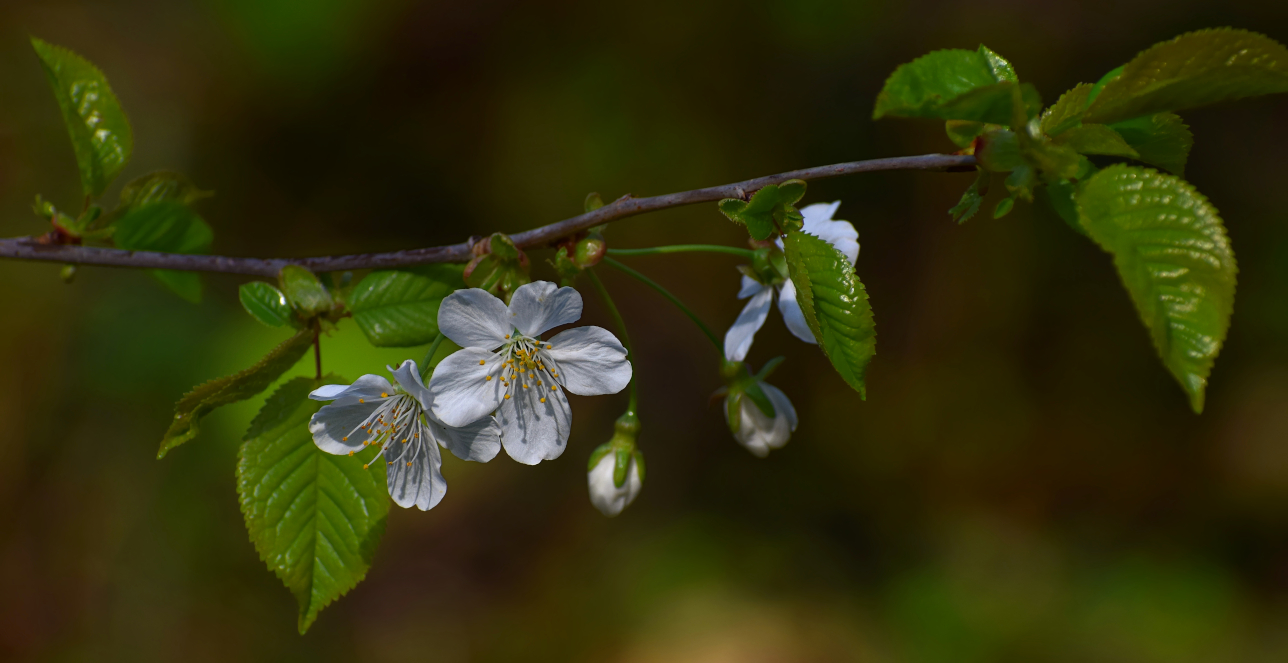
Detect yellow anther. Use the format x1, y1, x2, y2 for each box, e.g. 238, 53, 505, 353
363, 441, 371, 446
348, 451, 354, 456
546, 344, 552, 349
402, 439, 408, 444
342, 436, 348, 441
540, 397, 546, 403
479, 359, 486, 365
523, 384, 528, 389
363, 463, 369, 469
381, 392, 388, 398
505, 334, 510, 339
485, 376, 492, 381
406, 461, 412, 467
359, 398, 365, 403
504, 394, 511, 399
538, 380, 543, 386
387, 461, 393, 465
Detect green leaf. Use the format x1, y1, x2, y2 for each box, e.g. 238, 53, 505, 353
718, 180, 807, 241
112, 200, 213, 303
1040, 83, 1093, 136
874, 48, 1015, 124
1051, 123, 1139, 158
782, 230, 877, 397
240, 281, 296, 328
1109, 113, 1193, 176
976, 130, 1024, 172
1076, 165, 1236, 412
117, 171, 212, 214
978, 45, 1018, 83
158, 328, 315, 458
949, 168, 990, 224
280, 265, 333, 315
1042, 180, 1087, 236
1084, 29, 1288, 124
349, 264, 465, 347
945, 120, 989, 148
30, 37, 133, 198
237, 376, 388, 634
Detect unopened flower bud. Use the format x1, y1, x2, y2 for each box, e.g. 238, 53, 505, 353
586, 411, 644, 517
550, 230, 607, 285
718, 358, 796, 457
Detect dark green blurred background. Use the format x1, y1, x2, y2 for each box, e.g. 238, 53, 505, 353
3, 1, 1288, 661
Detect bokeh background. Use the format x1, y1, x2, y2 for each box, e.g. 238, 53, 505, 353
2, 0, 1288, 660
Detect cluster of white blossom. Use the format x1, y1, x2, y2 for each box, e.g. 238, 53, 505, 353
307, 202, 856, 517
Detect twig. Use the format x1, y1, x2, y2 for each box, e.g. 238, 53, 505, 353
0, 153, 977, 278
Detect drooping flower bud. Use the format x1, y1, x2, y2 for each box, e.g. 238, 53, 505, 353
717, 357, 797, 457
463, 232, 531, 303
586, 411, 644, 517
551, 229, 607, 285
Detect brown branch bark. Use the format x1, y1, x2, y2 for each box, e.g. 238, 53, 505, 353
0, 153, 976, 278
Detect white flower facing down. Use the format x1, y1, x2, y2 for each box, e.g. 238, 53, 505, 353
726, 380, 798, 457
428, 281, 632, 465
724, 201, 859, 362
308, 360, 502, 510
587, 452, 642, 517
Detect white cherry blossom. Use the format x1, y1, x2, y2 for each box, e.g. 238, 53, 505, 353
428, 281, 632, 465
724, 201, 859, 362
308, 359, 501, 510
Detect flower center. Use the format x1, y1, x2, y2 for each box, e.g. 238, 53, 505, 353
346, 392, 429, 470
492, 332, 561, 404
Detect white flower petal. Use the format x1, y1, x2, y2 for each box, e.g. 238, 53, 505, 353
508, 281, 583, 337
390, 359, 432, 407
429, 411, 502, 463
497, 382, 571, 465
309, 400, 380, 455
544, 326, 631, 396
309, 374, 391, 402
587, 453, 642, 517
762, 382, 798, 435
385, 419, 446, 511
438, 288, 512, 349
737, 274, 766, 299
776, 280, 817, 344
801, 201, 858, 265
723, 284, 774, 362
428, 348, 505, 427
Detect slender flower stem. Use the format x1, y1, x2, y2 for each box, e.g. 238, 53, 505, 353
588, 269, 638, 413
0, 153, 976, 276
313, 326, 323, 380
607, 245, 755, 259
602, 257, 723, 353
420, 333, 447, 380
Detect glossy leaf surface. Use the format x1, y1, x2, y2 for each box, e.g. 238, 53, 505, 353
31, 37, 133, 197
280, 265, 333, 315
1052, 124, 1139, 158
1077, 165, 1236, 412
349, 264, 464, 347
783, 230, 876, 398
240, 281, 296, 328
1110, 113, 1193, 176
1040, 83, 1093, 136
237, 376, 388, 634
117, 171, 212, 214
1084, 29, 1288, 124
873, 46, 1032, 125
157, 328, 314, 458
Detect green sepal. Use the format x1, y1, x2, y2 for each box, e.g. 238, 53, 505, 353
236, 375, 388, 634
1076, 165, 1236, 412
279, 265, 333, 316
613, 448, 632, 487
239, 281, 297, 328
30, 37, 133, 198
157, 328, 315, 458
949, 168, 991, 224
584, 192, 605, 213
1040, 83, 1094, 136
718, 180, 807, 241
112, 200, 213, 303
754, 356, 786, 381
741, 379, 777, 419
993, 196, 1015, 219
464, 233, 531, 303
1109, 113, 1193, 176
725, 392, 742, 434
588, 411, 641, 488
782, 230, 877, 397
1084, 29, 1288, 125
348, 264, 464, 347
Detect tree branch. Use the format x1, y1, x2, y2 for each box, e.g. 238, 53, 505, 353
0, 153, 976, 278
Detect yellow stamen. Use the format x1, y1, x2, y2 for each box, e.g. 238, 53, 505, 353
342, 436, 348, 441
505, 334, 510, 339
504, 394, 511, 399
348, 451, 354, 456
406, 462, 412, 467
540, 397, 546, 403
381, 392, 388, 398
485, 376, 492, 381
479, 359, 486, 365
363, 463, 369, 469
551, 386, 557, 391
546, 344, 552, 349
359, 398, 365, 403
